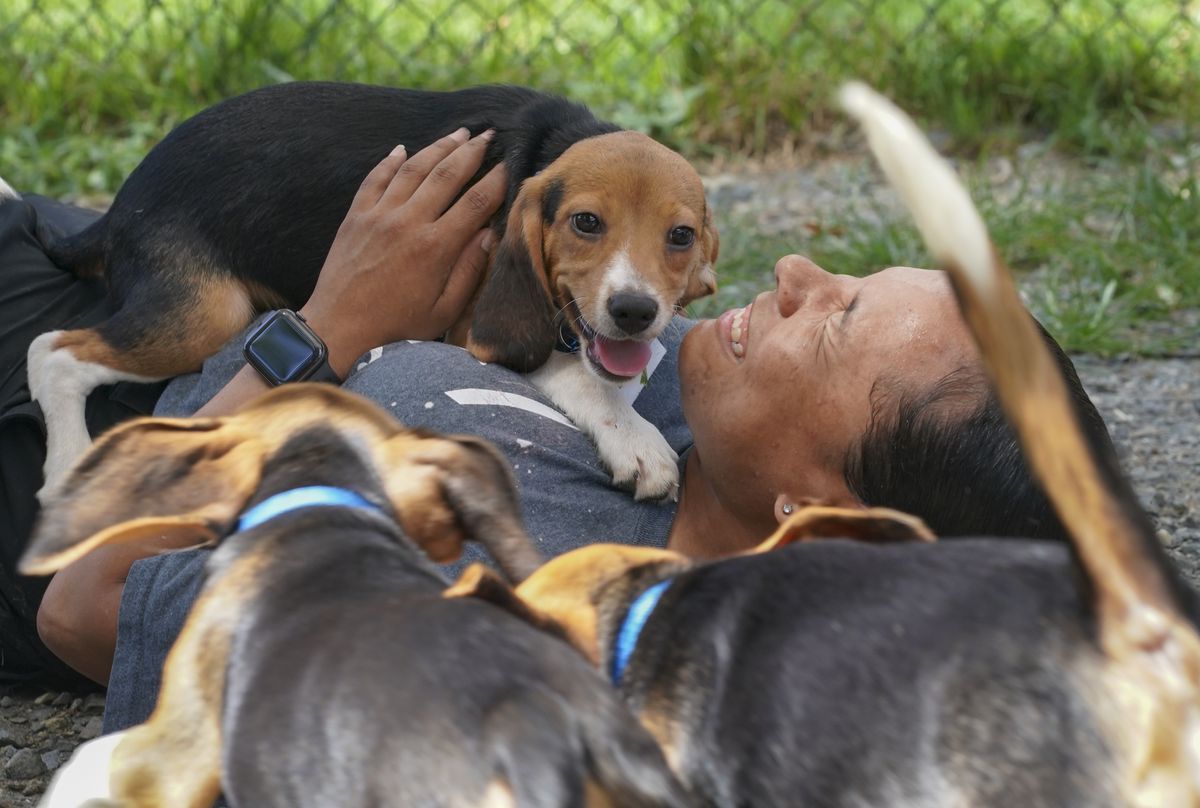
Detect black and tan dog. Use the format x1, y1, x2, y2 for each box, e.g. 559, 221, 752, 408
448, 86, 1200, 807
24, 385, 684, 808
23, 82, 718, 502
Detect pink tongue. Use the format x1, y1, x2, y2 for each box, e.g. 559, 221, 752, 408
593, 335, 652, 377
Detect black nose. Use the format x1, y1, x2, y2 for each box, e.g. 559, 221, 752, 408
608, 293, 659, 335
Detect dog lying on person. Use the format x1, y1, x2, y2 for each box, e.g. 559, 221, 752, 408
20, 82, 718, 503
443, 85, 1200, 807
25, 384, 686, 808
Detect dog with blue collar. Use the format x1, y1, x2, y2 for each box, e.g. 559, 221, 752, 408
25, 384, 685, 808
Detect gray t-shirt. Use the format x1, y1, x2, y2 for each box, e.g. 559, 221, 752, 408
103, 317, 695, 731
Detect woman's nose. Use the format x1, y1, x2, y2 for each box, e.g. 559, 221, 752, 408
774, 254, 834, 318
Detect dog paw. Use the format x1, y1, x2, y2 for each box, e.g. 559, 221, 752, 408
598, 424, 679, 502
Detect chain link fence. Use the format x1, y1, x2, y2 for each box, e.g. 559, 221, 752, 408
1, 1, 1197, 192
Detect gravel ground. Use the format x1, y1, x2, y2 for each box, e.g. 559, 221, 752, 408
2, 159, 1196, 806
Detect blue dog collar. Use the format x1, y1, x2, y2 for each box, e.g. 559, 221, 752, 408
611, 579, 672, 687
235, 486, 384, 533
555, 321, 581, 354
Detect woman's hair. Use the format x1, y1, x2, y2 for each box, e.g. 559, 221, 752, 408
843, 321, 1117, 542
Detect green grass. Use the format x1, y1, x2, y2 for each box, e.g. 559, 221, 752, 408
697, 152, 1200, 356
1, 0, 1196, 354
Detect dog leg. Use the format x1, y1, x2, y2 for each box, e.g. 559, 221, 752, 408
529, 352, 679, 501
106, 552, 267, 807
37, 730, 127, 808
28, 330, 159, 503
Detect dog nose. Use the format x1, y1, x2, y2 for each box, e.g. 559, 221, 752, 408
608, 293, 659, 335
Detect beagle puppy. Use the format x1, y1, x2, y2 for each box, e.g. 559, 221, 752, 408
25, 82, 717, 502
25, 384, 685, 808
446, 86, 1200, 807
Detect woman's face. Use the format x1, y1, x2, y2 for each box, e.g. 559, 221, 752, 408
679, 255, 979, 522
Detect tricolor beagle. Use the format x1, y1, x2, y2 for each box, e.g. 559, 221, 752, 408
24, 83, 717, 503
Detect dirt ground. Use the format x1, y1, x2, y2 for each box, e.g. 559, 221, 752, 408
2, 159, 1197, 806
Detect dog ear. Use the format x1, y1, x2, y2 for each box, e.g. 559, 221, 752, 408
681, 207, 719, 308
20, 418, 265, 575
444, 563, 572, 642
749, 505, 936, 554
467, 182, 560, 372
376, 432, 543, 583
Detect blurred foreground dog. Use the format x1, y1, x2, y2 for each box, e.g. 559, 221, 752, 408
25, 385, 684, 807
446, 85, 1200, 807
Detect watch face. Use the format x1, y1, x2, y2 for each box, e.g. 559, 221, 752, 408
246, 313, 322, 383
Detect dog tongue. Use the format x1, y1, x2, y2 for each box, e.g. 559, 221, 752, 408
593, 335, 652, 378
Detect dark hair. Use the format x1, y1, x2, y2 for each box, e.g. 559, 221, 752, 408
843, 321, 1117, 542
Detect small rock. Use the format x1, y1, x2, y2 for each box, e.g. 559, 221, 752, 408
41, 748, 66, 772
8, 715, 26, 725
70, 698, 83, 711
78, 716, 103, 741
0, 696, 12, 708
4, 747, 45, 780
82, 693, 106, 714
33, 692, 55, 706
52, 692, 73, 707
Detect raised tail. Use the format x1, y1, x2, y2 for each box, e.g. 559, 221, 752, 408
841, 81, 1200, 806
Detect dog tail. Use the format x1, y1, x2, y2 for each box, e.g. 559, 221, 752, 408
45, 223, 107, 279
485, 689, 686, 807
0, 174, 20, 203
842, 81, 1200, 806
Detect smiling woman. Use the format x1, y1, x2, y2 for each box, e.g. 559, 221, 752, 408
6, 140, 1114, 736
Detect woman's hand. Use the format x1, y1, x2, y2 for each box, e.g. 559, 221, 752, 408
298, 127, 507, 377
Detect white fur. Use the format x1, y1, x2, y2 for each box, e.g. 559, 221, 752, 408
529, 351, 679, 501
596, 248, 673, 337
37, 730, 127, 808
28, 331, 159, 502
0, 174, 19, 201
840, 82, 995, 297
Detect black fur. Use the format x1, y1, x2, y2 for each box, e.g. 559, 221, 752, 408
209, 427, 684, 806
49, 82, 620, 364
613, 539, 1128, 807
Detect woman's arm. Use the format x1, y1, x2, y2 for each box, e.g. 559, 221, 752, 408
38, 129, 508, 682
195, 126, 506, 417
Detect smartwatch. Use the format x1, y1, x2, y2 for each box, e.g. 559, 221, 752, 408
243, 310, 341, 386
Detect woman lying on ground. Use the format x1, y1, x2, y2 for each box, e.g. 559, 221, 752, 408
0, 129, 1113, 730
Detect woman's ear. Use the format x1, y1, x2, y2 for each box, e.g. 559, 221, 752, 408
21, 418, 265, 575
467, 179, 559, 372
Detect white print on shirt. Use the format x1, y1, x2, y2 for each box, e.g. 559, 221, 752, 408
444, 390, 578, 430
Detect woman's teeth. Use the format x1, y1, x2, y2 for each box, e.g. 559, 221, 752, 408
731, 305, 750, 357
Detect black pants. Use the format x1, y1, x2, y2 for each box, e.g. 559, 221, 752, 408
0, 194, 166, 684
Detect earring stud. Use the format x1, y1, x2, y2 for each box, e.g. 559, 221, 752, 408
781, 503, 795, 515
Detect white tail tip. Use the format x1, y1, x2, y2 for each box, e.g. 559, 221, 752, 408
839, 81, 995, 296
0, 175, 19, 201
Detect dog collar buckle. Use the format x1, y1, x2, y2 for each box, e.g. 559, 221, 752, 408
235, 486, 384, 533
611, 579, 672, 687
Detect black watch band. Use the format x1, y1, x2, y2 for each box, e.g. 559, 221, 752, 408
243, 310, 342, 387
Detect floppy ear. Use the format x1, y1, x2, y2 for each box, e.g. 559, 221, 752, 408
21, 417, 266, 575
749, 505, 936, 554
444, 563, 571, 643
375, 431, 543, 583
681, 206, 719, 308
467, 180, 560, 372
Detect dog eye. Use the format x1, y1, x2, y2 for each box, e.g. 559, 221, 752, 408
571, 212, 603, 235
668, 226, 695, 248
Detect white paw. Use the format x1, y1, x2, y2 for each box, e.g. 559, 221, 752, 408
596, 420, 679, 502
37, 731, 126, 808
28, 331, 94, 500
